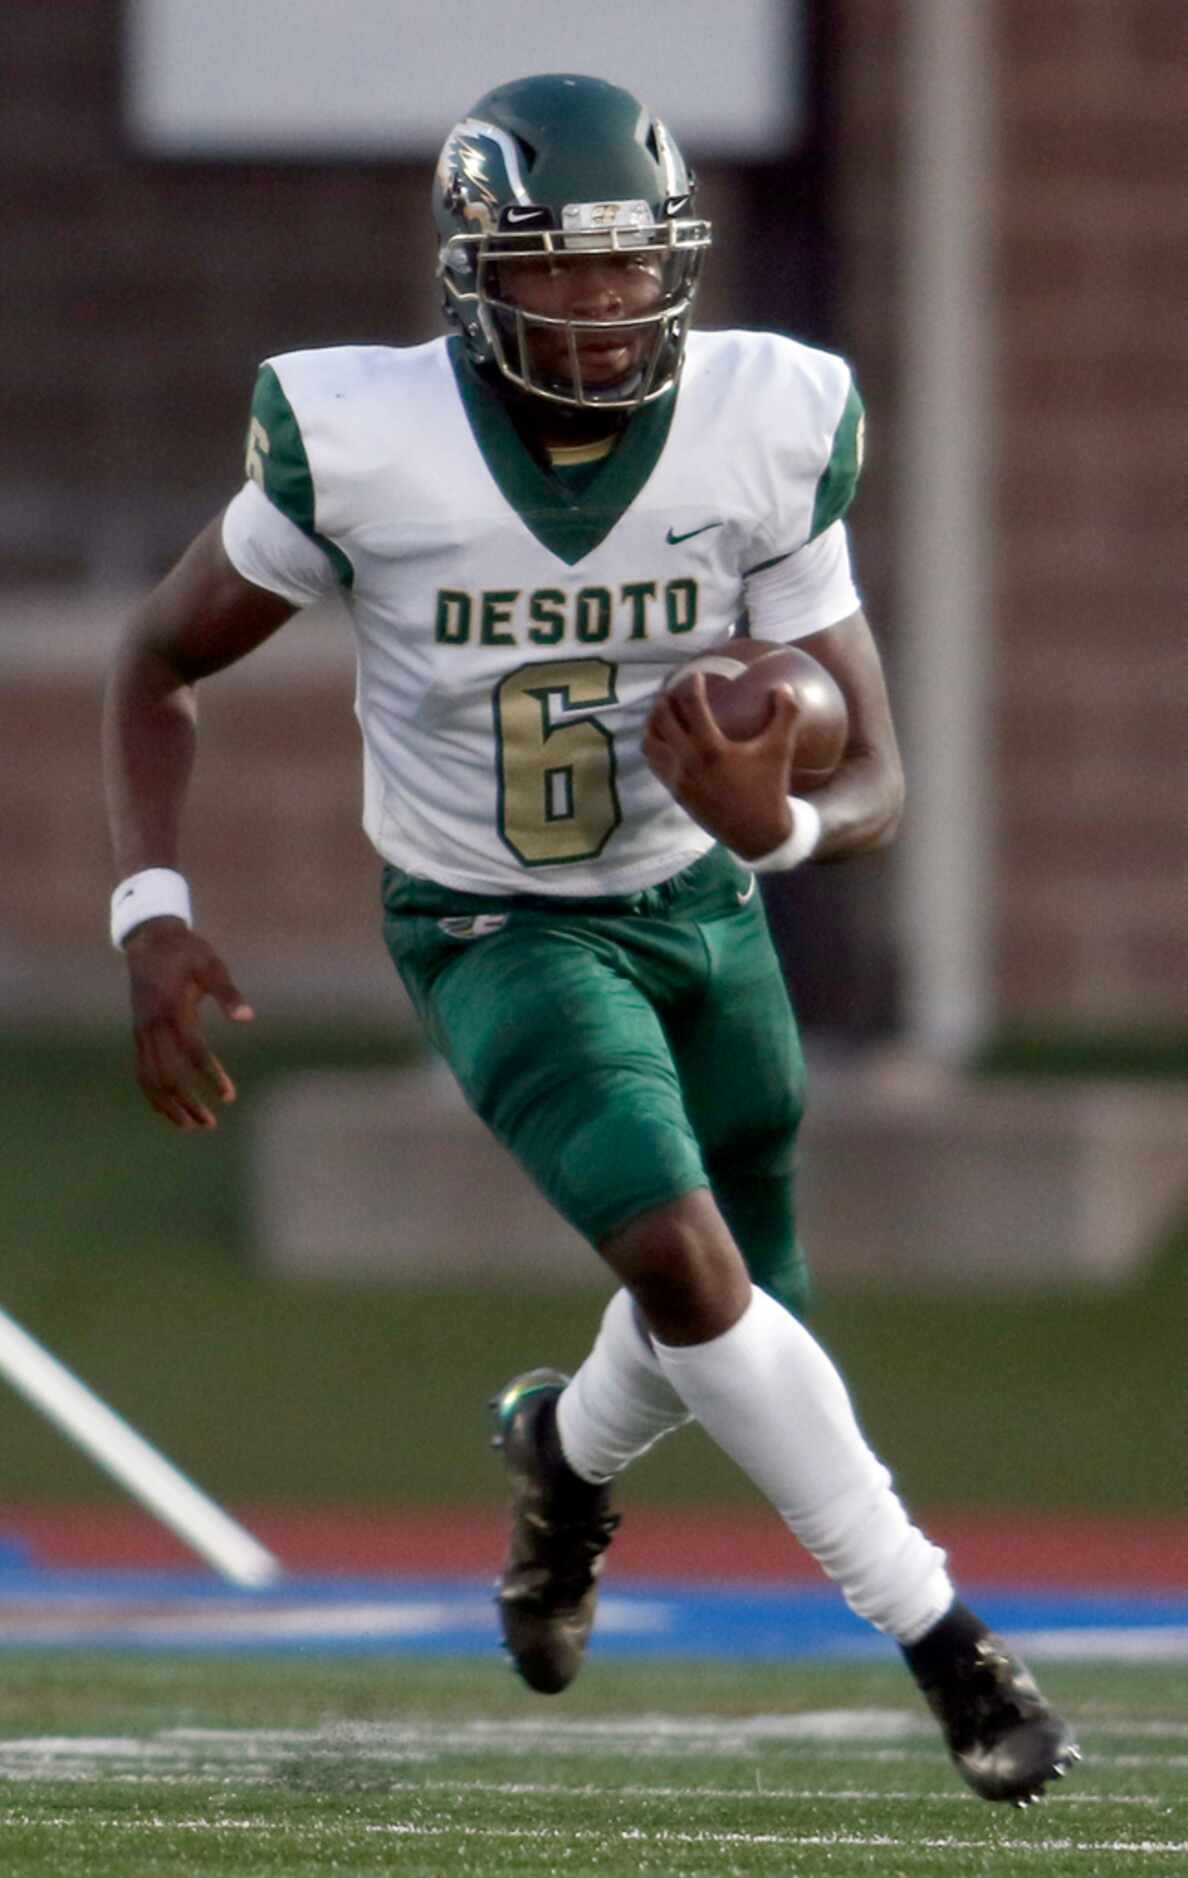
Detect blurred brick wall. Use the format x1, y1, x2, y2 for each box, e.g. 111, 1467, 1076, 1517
4, 0, 1185, 1031
990, 0, 1187, 1023
2, 2, 437, 582
0, 603, 394, 1017
835, 0, 1187, 1028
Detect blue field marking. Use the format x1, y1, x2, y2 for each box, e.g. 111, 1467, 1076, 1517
0, 1568, 1185, 1658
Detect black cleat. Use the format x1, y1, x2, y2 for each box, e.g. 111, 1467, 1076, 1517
904, 1602, 1081, 1804
490, 1367, 620, 1694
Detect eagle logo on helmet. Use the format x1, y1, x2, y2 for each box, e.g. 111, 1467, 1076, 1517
437, 132, 500, 234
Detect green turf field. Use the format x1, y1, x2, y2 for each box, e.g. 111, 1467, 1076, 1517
1, 1023, 1186, 1512
0, 1656, 1183, 1874
1, 1026, 1185, 1871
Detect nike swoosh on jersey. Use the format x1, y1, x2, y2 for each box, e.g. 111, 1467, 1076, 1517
666, 522, 723, 544
735, 875, 757, 905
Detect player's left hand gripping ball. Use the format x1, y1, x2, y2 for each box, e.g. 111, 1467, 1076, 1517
664, 639, 848, 790
643, 641, 843, 859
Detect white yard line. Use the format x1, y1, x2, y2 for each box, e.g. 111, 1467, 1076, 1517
0, 1710, 1184, 1858
1, 1710, 1187, 1775
0, 1812, 1186, 1855
0, 1756, 1168, 1807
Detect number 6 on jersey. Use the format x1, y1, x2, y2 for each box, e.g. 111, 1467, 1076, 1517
495, 660, 623, 866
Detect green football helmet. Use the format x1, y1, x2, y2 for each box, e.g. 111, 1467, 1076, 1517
434, 73, 711, 410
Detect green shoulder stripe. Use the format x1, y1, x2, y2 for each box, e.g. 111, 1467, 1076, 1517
809, 377, 865, 541
245, 364, 354, 587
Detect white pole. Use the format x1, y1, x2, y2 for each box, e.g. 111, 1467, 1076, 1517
0, 1307, 282, 1589
897, 0, 993, 1059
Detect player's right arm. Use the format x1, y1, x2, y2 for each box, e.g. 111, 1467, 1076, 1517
102, 516, 296, 1130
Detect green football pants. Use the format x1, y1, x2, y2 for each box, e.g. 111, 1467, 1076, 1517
382, 846, 811, 1316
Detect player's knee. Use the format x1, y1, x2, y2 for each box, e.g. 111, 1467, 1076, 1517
599, 1190, 751, 1344
708, 1161, 809, 1318
766, 1260, 812, 1322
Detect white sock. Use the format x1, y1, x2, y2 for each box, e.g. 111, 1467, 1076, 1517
556, 1287, 691, 1484
653, 1287, 953, 1643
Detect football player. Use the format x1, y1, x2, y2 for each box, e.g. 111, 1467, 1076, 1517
103, 73, 1077, 1804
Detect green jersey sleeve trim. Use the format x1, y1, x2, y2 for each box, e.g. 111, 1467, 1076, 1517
245, 364, 354, 588
809, 378, 865, 542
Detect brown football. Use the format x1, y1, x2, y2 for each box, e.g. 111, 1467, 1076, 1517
667, 639, 849, 791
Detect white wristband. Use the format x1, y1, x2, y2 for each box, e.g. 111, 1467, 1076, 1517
110, 868, 193, 950
745, 797, 823, 874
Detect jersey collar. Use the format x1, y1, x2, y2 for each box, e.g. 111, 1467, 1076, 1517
447, 338, 678, 567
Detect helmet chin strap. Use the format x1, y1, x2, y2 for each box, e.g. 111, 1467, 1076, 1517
478, 300, 655, 423
483, 297, 685, 420
479, 366, 631, 447
538, 361, 647, 412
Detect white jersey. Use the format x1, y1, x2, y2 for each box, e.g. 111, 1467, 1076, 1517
222, 329, 864, 898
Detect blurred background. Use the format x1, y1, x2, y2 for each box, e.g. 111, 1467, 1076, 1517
1, 1, 1185, 1545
